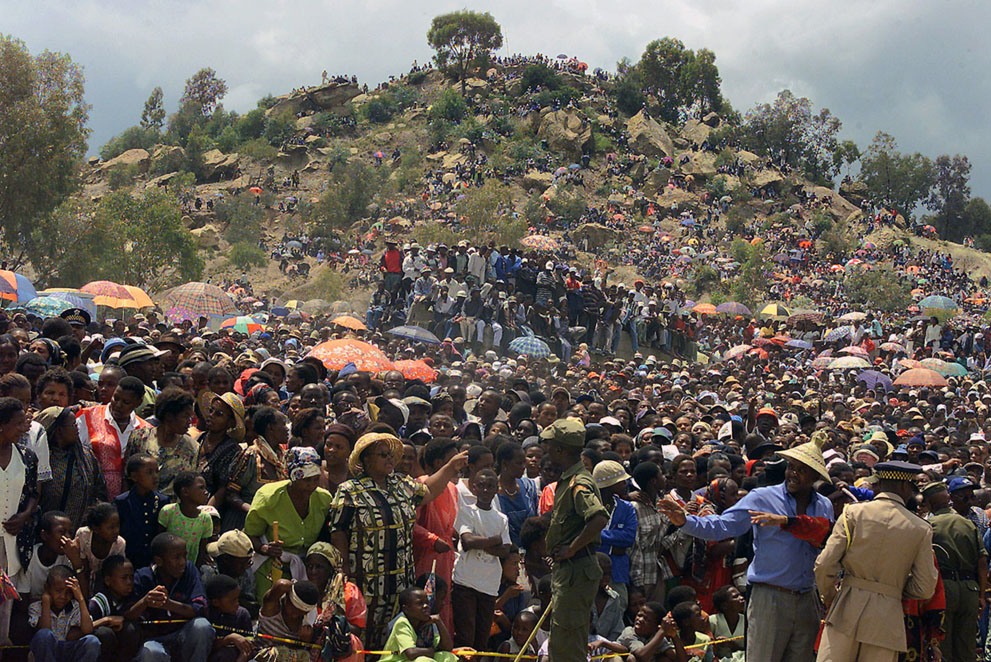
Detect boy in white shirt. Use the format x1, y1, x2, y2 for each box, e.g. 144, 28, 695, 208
451, 468, 511, 651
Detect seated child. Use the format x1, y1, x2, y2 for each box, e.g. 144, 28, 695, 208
593, 552, 625, 642
158, 471, 212, 565
379, 587, 457, 662
88, 555, 140, 662
255, 579, 321, 662
114, 453, 169, 570
75, 502, 126, 597
617, 601, 686, 662
201, 530, 259, 619
664, 587, 712, 637
29, 565, 101, 662
536, 612, 627, 662
127, 532, 215, 662
205, 574, 253, 662
496, 610, 539, 659
490, 545, 529, 648
520, 575, 552, 651
671, 602, 713, 661
707, 586, 745, 661
624, 587, 647, 628
305, 542, 367, 662
28, 511, 78, 599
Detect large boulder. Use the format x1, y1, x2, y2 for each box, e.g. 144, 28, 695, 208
737, 150, 760, 165
626, 110, 674, 158
681, 119, 712, 147
751, 169, 784, 189
702, 112, 721, 127
644, 167, 672, 194
656, 187, 698, 214
191, 224, 221, 250
150, 145, 185, 174
102, 148, 151, 173
573, 223, 623, 249
839, 179, 870, 208
201, 149, 240, 181
629, 158, 648, 183
803, 185, 860, 220
537, 110, 592, 161
523, 170, 554, 192
679, 152, 717, 180
441, 152, 468, 170
265, 82, 361, 118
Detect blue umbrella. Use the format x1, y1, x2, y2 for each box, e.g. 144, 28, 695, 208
680, 218, 696, 227
42, 292, 97, 319
388, 325, 441, 344
784, 339, 813, 350
508, 336, 552, 358
22, 296, 74, 318
824, 326, 853, 342
917, 295, 957, 311
271, 307, 290, 317
856, 370, 893, 392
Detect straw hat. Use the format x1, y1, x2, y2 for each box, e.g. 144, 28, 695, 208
776, 431, 830, 481
349, 432, 404, 475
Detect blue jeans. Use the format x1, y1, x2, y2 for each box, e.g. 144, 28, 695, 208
136, 617, 215, 662
30, 629, 101, 662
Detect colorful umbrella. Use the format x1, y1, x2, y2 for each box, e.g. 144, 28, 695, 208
715, 302, 752, 316
893, 368, 947, 388
520, 235, 560, 252
38, 290, 97, 319
920, 358, 968, 376
393, 359, 438, 383
722, 345, 751, 360
220, 316, 264, 335
308, 339, 393, 373
692, 303, 717, 315
638, 225, 655, 233
760, 303, 791, 319
507, 336, 552, 358
159, 282, 237, 322
811, 356, 834, 369
828, 356, 870, 370
787, 311, 824, 325
22, 296, 75, 318
388, 325, 441, 345
856, 370, 892, 391
824, 326, 853, 342
784, 339, 813, 350
748, 347, 769, 359
879, 342, 905, 353
839, 345, 869, 357
838, 311, 867, 322
331, 315, 367, 332
917, 295, 957, 311
81, 280, 130, 300
0, 271, 37, 304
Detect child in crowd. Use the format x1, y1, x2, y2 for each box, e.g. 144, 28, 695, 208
451, 467, 511, 651
256, 578, 320, 662
75, 502, 126, 597
521, 575, 552, 651
28, 511, 79, 599
672, 602, 713, 661
88, 554, 140, 662
158, 471, 212, 564
127, 532, 215, 662
664, 586, 712, 637
708, 586, 745, 661
593, 552, 625, 642
379, 587, 457, 662
496, 610, 539, 659
201, 530, 259, 618
113, 453, 169, 570
617, 601, 687, 661
28, 565, 101, 662
205, 574, 254, 662
490, 545, 528, 649
537, 612, 628, 662
624, 587, 647, 628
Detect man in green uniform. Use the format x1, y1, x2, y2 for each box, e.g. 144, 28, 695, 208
541, 417, 608, 662
924, 479, 987, 662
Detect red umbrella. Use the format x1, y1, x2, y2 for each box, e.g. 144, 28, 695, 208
394, 359, 438, 383
308, 339, 393, 373
249, 186, 263, 195
748, 347, 769, 359
839, 345, 869, 357
893, 368, 947, 388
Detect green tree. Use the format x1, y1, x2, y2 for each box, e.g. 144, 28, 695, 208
680, 47, 723, 114
613, 73, 645, 115
305, 161, 383, 236
964, 198, 991, 244
140, 86, 166, 129
429, 88, 468, 123
832, 139, 860, 178
454, 179, 513, 235
926, 154, 971, 240
844, 266, 911, 312
637, 37, 692, 122
858, 131, 935, 217
427, 11, 503, 96
229, 241, 267, 270
0, 35, 90, 270
99, 125, 160, 160
181, 67, 228, 116
215, 196, 265, 245
519, 63, 561, 92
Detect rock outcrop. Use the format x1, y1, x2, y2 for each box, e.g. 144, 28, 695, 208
537, 110, 592, 161
201, 150, 240, 181
265, 82, 361, 118
626, 110, 675, 158
101, 148, 151, 173
573, 223, 624, 249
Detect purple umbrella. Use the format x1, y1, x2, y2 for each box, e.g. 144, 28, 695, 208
856, 370, 893, 392
715, 302, 752, 316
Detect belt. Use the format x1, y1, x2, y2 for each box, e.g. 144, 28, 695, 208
843, 575, 901, 599
941, 569, 977, 581
752, 582, 808, 596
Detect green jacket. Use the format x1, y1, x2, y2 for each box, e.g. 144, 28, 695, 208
930, 507, 985, 576
546, 460, 607, 552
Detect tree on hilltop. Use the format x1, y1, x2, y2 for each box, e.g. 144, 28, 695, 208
181, 67, 227, 116
0, 35, 89, 270
858, 131, 934, 217
141, 86, 165, 129
427, 11, 503, 96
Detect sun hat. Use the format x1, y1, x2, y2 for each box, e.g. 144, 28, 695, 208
349, 432, 404, 475
593, 460, 631, 489
776, 431, 830, 481
206, 530, 253, 559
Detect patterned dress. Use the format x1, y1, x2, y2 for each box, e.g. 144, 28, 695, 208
325, 473, 428, 649
124, 429, 199, 497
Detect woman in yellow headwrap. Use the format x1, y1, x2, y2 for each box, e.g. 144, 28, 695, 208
305, 542, 367, 662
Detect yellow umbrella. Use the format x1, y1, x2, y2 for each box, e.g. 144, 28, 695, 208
123, 286, 153, 308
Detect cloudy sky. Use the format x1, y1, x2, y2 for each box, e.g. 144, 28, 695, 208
7, 0, 991, 197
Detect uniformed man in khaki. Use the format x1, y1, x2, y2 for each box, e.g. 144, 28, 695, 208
541, 417, 608, 662
815, 461, 938, 661
925, 478, 987, 662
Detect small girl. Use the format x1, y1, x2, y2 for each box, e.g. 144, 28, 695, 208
708, 585, 745, 661
113, 453, 169, 570
75, 502, 126, 597
158, 471, 212, 565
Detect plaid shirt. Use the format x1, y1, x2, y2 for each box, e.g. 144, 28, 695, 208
630, 498, 681, 587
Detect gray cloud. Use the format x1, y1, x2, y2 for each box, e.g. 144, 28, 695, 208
7, 0, 990, 198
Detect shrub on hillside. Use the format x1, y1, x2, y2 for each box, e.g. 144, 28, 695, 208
229, 242, 267, 270
429, 88, 468, 123
215, 196, 265, 245
107, 164, 140, 191
845, 266, 911, 312
520, 63, 561, 92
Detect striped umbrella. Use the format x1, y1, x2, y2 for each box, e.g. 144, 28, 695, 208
0, 271, 37, 304
715, 302, 752, 316
308, 339, 393, 373
393, 359, 438, 383
159, 282, 237, 322
520, 235, 560, 252
893, 368, 947, 388
220, 316, 264, 335
507, 336, 553, 358
331, 316, 367, 332
760, 303, 791, 319
388, 325, 441, 345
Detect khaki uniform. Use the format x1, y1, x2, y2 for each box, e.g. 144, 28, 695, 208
546, 459, 607, 662
930, 507, 985, 662
815, 493, 938, 662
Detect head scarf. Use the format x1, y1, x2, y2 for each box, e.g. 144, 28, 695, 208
287, 446, 321, 482
244, 383, 277, 407
308, 542, 347, 613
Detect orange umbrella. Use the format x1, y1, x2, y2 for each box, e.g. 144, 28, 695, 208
123, 286, 153, 308
692, 303, 717, 315
308, 339, 393, 373
638, 225, 655, 233
394, 359, 438, 383
331, 315, 367, 332
249, 186, 263, 195
893, 368, 947, 388
81, 280, 138, 308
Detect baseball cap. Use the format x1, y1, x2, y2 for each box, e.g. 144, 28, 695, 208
206, 530, 253, 558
